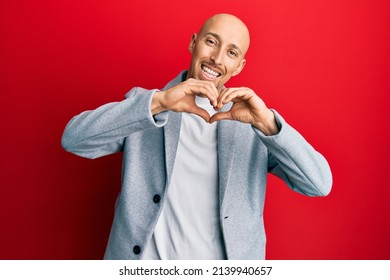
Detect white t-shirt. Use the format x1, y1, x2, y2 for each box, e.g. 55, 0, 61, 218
142, 96, 226, 259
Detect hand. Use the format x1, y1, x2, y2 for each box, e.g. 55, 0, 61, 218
151, 78, 219, 122
210, 87, 280, 135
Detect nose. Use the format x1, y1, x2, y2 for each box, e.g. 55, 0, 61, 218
210, 48, 223, 65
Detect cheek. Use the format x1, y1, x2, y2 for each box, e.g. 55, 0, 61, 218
192, 52, 205, 64
226, 61, 241, 75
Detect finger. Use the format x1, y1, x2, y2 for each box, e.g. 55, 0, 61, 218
198, 80, 219, 104
209, 111, 232, 124
220, 88, 250, 105
187, 80, 219, 107
186, 84, 215, 103
217, 88, 237, 109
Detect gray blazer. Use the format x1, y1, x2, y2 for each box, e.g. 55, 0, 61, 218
61, 71, 332, 260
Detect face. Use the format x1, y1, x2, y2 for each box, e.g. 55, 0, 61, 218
187, 14, 250, 92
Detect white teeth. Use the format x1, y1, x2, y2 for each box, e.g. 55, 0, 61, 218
202, 65, 220, 77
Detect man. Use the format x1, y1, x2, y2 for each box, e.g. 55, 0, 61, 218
61, 13, 332, 260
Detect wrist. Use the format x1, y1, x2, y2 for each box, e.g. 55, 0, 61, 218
253, 110, 280, 136
151, 90, 167, 115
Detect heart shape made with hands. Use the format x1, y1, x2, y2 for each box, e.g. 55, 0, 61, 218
190, 87, 259, 125
155, 81, 277, 134
189, 98, 247, 125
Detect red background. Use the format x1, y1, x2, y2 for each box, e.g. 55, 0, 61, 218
1, 0, 389, 259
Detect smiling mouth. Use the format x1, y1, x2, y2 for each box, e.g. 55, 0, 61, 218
201, 64, 222, 80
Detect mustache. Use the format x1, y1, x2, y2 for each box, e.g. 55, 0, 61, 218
202, 63, 223, 74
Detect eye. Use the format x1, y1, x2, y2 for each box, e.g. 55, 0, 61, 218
228, 50, 238, 57
206, 38, 217, 46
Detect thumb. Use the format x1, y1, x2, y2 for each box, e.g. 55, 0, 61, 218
209, 111, 232, 124
189, 106, 211, 123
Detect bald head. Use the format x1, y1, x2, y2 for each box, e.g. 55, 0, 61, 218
198, 13, 250, 57
187, 13, 250, 90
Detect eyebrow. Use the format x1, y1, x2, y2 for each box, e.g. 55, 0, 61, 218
203, 32, 243, 56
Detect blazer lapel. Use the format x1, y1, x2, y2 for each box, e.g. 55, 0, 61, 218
161, 71, 186, 187
163, 111, 182, 187
217, 104, 239, 207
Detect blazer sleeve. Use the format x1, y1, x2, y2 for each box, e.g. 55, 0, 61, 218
253, 110, 332, 196
61, 87, 169, 159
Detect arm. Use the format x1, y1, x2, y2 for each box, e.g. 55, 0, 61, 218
61, 87, 169, 159
255, 111, 332, 196
210, 87, 332, 196
62, 78, 220, 159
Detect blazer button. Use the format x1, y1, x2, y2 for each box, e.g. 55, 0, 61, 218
133, 245, 141, 255
153, 194, 161, 203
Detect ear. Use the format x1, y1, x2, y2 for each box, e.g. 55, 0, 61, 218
188, 33, 197, 53
232, 59, 246, 76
